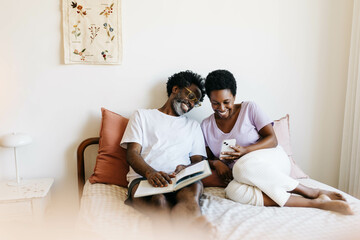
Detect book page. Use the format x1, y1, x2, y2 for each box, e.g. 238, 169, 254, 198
174, 161, 211, 190
133, 161, 210, 198
134, 178, 175, 198
175, 161, 205, 183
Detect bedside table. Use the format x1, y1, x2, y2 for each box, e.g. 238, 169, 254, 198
0, 178, 54, 221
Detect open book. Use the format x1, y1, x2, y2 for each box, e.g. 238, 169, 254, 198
134, 160, 211, 198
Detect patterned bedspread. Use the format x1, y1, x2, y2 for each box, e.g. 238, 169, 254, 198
77, 179, 360, 240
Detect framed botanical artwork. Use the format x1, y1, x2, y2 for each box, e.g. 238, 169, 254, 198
63, 0, 122, 64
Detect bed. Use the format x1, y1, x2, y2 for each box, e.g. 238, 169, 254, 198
76, 110, 360, 240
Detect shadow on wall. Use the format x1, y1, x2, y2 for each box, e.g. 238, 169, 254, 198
59, 0, 64, 65
62, 111, 101, 205
145, 81, 168, 109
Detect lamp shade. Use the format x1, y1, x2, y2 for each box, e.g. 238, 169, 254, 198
0, 133, 33, 148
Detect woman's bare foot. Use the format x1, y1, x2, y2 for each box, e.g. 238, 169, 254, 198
318, 190, 347, 201
316, 194, 353, 215
292, 184, 347, 202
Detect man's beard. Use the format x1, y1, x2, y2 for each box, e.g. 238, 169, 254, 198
172, 93, 191, 116
172, 100, 186, 116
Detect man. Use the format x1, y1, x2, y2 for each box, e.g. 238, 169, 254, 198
120, 70, 210, 228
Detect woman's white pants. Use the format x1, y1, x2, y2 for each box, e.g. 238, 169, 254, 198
225, 146, 299, 207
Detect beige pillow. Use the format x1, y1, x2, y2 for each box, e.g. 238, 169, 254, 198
273, 114, 308, 179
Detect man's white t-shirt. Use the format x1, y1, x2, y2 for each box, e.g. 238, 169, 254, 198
120, 109, 207, 184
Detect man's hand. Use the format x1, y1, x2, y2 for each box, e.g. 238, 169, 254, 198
145, 171, 172, 187
213, 160, 232, 183
169, 164, 187, 177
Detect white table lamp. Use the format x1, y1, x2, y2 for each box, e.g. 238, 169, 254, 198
0, 133, 33, 186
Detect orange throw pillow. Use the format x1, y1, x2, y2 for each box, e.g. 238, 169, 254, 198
89, 108, 129, 187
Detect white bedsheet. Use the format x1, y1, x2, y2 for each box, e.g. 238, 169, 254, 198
77, 179, 360, 240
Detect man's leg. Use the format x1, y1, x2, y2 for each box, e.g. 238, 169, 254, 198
129, 183, 171, 217
127, 183, 176, 238
171, 181, 216, 239
171, 181, 203, 219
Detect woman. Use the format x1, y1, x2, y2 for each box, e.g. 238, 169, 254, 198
201, 69, 353, 215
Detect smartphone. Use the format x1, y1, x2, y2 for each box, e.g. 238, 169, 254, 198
220, 139, 236, 158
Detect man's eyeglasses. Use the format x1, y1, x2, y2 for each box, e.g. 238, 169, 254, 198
184, 87, 201, 107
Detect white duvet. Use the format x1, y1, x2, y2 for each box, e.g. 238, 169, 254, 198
77, 179, 360, 240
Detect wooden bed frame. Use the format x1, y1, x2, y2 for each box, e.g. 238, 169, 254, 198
76, 137, 99, 197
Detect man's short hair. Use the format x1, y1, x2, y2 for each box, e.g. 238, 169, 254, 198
166, 70, 205, 102
205, 69, 237, 97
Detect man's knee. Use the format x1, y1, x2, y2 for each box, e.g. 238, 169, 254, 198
176, 181, 203, 202
150, 194, 170, 208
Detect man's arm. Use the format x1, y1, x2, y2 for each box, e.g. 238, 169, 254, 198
190, 154, 204, 164
171, 154, 205, 175
126, 142, 172, 187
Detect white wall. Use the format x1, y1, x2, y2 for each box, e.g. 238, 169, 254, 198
0, 0, 354, 208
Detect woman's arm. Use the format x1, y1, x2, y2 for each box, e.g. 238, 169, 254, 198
220, 123, 278, 160
244, 123, 278, 153
205, 147, 218, 168
206, 146, 232, 181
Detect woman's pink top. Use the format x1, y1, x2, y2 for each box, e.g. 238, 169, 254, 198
200, 101, 272, 159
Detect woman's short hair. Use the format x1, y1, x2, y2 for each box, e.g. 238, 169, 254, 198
166, 70, 205, 102
205, 70, 237, 97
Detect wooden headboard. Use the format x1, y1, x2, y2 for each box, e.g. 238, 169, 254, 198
76, 137, 99, 197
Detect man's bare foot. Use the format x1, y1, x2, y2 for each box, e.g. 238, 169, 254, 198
187, 216, 217, 240
318, 190, 347, 201
171, 215, 217, 240
316, 194, 353, 215
192, 215, 216, 229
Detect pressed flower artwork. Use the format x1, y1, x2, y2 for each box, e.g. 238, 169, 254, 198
101, 50, 109, 60
89, 25, 100, 43
103, 23, 115, 41
72, 21, 81, 39
73, 48, 86, 61
71, 2, 87, 17
63, 0, 122, 64
99, 3, 114, 17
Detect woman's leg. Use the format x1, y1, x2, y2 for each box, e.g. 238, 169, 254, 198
262, 192, 353, 215
285, 194, 353, 215
230, 147, 352, 214
290, 183, 346, 201
232, 147, 299, 207
226, 181, 353, 215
